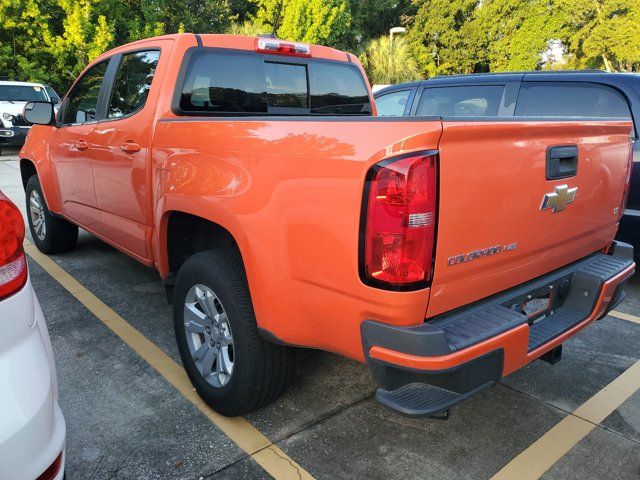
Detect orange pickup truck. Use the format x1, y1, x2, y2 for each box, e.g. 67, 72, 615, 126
20, 34, 635, 417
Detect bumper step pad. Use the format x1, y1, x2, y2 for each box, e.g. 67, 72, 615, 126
528, 307, 583, 351
376, 381, 493, 417
428, 252, 634, 354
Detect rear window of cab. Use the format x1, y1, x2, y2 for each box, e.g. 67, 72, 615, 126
175, 49, 371, 116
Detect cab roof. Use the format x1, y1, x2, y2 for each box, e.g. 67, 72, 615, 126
98, 33, 353, 64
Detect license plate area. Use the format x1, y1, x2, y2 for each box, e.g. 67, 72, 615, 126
501, 273, 572, 324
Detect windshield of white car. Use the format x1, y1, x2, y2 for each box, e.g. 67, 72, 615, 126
0, 85, 49, 102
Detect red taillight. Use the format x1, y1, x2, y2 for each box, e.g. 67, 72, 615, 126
255, 37, 311, 57
36, 452, 62, 480
0, 191, 27, 300
362, 152, 438, 289
619, 145, 634, 220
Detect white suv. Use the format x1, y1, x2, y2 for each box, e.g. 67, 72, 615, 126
0, 81, 57, 151
0, 191, 65, 480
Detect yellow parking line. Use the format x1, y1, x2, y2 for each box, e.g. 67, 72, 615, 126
25, 244, 313, 480
491, 360, 640, 480
609, 310, 640, 325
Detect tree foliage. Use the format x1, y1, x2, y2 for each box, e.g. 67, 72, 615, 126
359, 35, 420, 84
255, 0, 352, 49
1, 0, 639, 95
475, 0, 563, 71
556, 0, 640, 71
406, 0, 480, 76
0, 0, 231, 92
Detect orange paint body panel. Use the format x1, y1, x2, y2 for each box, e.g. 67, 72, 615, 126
19, 33, 635, 380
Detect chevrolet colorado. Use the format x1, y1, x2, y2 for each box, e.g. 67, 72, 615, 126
19, 34, 635, 417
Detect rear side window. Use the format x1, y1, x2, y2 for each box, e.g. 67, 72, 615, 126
375, 90, 411, 117
416, 85, 504, 117
515, 82, 631, 118
265, 62, 308, 110
108, 50, 160, 119
308, 62, 370, 114
177, 50, 371, 115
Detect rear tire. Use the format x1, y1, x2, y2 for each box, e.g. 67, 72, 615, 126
173, 248, 294, 416
25, 175, 78, 254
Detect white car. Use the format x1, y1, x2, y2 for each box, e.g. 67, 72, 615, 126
0, 81, 58, 151
0, 191, 65, 480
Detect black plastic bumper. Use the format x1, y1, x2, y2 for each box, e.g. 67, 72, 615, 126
363, 242, 635, 416
0, 127, 28, 146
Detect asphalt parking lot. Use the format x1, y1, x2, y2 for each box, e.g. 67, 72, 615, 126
1, 147, 639, 480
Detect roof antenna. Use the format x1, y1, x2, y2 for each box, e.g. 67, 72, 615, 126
271, 0, 284, 37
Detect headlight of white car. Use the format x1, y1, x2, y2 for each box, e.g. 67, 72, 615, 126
1, 112, 14, 121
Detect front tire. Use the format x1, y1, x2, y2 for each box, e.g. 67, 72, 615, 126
173, 248, 294, 416
25, 175, 78, 254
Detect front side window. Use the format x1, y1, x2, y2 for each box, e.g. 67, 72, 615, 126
416, 85, 505, 117
375, 90, 411, 117
178, 50, 371, 115
515, 82, 632, 118
108, 50, 160, 119
62, 61, 108, 124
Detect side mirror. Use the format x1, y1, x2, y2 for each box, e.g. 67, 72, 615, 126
23, 101, 55, 126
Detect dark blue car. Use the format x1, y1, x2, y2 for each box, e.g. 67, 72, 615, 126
375, 72, 639, 257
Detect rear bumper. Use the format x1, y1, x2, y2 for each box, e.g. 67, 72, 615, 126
362, 242, 635, 415
0, 280, 66, 480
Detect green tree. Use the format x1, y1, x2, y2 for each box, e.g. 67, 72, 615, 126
229, 0, 258, 22
359, 34, 421, 84
475, 0, 562, 71
43, 0, 115, 85
0, 0, 53, 84
557, 0, 640, 71
227, 19, 270, 36
347, 0, 413, 50
256, 0, 352, 48
406, 0, 481, 77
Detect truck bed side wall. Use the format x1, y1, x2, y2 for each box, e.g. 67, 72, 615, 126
152, 119, 443, 361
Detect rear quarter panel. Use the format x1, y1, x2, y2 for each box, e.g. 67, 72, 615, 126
153, 119, 442, 361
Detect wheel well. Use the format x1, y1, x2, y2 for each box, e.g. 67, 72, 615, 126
166, 211, 238, 280
20, 159, 37, 189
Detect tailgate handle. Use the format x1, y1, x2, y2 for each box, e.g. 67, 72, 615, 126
547, 145, 578, 180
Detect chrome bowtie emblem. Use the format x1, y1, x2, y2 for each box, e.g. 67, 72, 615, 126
541, 185, 577, 213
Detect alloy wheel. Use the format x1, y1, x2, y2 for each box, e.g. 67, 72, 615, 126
183, 284, 235, 387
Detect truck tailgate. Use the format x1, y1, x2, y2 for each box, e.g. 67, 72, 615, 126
427, 120, 632, 317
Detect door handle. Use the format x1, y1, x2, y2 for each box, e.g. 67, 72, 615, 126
120, 141, 141, 153
74, 140, 89, 151
546, 145, 578, 180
